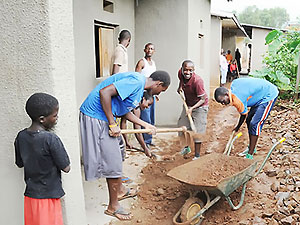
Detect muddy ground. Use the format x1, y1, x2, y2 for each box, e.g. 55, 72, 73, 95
113, 99, 300, 225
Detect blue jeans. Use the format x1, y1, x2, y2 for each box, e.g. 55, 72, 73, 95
140, 98, 155, 144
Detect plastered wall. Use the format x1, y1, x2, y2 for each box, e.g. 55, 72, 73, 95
135, 0, 211, 125
0, 0, 86, 224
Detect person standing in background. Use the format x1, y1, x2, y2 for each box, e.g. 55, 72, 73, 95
235, 48, 241, 72
135, 43, 157, 147
111, 30, 131, 75
220, 50, 228, 87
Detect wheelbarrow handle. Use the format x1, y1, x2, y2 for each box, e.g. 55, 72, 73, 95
253, 137, 286, 177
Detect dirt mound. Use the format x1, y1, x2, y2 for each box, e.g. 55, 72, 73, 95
167, 153, 254, 187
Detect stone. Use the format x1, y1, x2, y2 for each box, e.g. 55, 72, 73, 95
156, 188, 165, 195
265, 169, 278, 177
271, 181, 280, 192
280, 216, 294, 225
276, 192, 291, 205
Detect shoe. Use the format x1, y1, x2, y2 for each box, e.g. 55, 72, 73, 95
180, 146, 191, 155
245, 153, 253, 160
238, 146, 257, 157
192, 156, 200, 160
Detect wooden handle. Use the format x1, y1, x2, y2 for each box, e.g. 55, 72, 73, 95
179, 91, 197, 132
121, 126, 187, 134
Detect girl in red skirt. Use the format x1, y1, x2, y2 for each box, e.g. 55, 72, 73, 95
14, 93, 70, 225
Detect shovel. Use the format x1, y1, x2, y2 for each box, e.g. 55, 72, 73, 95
179, 91, 197, 132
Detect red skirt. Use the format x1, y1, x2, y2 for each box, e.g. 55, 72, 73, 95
24, 196, 63, 225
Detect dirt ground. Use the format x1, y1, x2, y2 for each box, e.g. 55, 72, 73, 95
111, 99, 300, 225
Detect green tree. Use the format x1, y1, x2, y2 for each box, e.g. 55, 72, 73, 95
237, 6, 289, 28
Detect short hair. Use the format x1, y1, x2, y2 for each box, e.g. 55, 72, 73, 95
214, 87, 228, 102
143, 90, 153, 101
118, 30, 131, 42
227, 50, 231, 54
25, 93, 59, 121
181, 60, 194, 68
150, 70, 171, 87
144, 43, 154, 49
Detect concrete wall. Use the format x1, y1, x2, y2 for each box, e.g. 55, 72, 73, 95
0, 0, 86, 224
188, 0, 211, 99
250, 28, 270, 72
222, 32, 236, 56
73, 0, 135, 107
135, 0, 188, 125
135, 0, 211, 125
210, 16, 222, 90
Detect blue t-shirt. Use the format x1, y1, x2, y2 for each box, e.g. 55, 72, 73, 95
80, 72, 146, 121
231, 78, 278, 114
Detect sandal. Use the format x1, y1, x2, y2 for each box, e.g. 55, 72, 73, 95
104, 206, 132, 221
121, 176, 133, 184
118, 188, 138, 201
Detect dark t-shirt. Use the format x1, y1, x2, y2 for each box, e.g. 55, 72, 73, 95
14, 129, 70, 199
178, 70, 208, 107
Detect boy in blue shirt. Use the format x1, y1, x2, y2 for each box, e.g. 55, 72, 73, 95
214, 78, 278, 159
80, 71, 170, 220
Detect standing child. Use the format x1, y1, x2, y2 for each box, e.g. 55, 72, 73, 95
14, 93, 70, 225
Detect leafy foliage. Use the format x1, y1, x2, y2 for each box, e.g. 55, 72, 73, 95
237, 6, 290, 29
249, 30, 300, 98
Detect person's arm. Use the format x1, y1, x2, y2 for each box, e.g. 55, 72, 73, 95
112, 64, 120, 75
233, 114, 246, 132
62, 165, 71, 173
123, 111, 156, 132
187, 95, 206, 115
14, 138, 24, 168
133, 108, 152, 157
135, 59, 145, 72
99, 84, 121, 136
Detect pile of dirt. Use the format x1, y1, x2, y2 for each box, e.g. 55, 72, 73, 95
167, 153, 254, 187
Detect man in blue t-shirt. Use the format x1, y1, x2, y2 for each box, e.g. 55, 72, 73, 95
214, 78, 278, 159
79, 71, 170, 221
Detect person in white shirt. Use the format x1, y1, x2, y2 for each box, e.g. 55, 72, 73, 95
135, 43, 157, 147
219, 50, 228, 86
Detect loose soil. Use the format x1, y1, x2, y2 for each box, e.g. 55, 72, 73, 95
112, 99, 300, 225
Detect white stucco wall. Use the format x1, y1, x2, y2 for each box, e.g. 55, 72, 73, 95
250, 28, 270, 72
210, 16, 222, 89
135, 0, 211, 125
0, 1, 86, 224
188, 0, 211, 99
135, 0, 188, 125
73, 0, 135, 108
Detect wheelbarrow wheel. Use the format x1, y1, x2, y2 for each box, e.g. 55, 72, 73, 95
180, 197, 204, 225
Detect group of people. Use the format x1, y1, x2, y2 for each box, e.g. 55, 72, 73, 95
14, 29, 279, 224
220, 48, 241, 86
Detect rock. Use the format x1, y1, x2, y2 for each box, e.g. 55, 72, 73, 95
262, 209, 275, 218
280, 216, 294, 225
252, 216, 267, 224
278, 206, 290, 216
156, 188, 165, 195
238, 219, 250, 225
271, 181, 280, 192
273, 211, 286, 221
276, 192, 291, 205
292, 192, 300, 203
265, 169, 278, 177
137, 219, 142, 223
268, 218, 279, 225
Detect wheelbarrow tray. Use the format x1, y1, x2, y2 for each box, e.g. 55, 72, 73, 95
167, 153, 259, 197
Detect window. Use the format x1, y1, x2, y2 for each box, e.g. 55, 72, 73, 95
103, 0, 114, 13
94, 21, 118, 78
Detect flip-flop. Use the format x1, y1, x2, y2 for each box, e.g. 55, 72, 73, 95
121, 176, 133, 184
104, 206, 132, 221
118, 188, 138, 201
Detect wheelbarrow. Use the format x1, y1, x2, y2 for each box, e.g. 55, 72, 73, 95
167, 135, 286, 225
